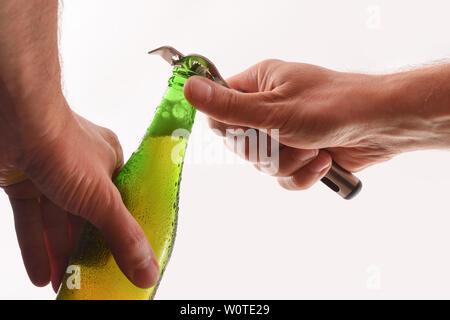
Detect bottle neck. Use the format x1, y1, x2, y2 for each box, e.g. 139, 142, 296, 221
145, 67, 197, 138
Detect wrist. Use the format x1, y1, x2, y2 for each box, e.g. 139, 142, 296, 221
0, 54, 62, 107
0, 84, 71, 161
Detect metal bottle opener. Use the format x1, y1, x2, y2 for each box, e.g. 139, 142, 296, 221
149, 46, 362, 199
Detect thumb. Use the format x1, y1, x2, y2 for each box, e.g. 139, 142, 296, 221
78, 177, 160, 289
184, 76, 281, 128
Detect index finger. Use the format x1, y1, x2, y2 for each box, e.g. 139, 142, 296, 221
226, 59, 285, 93
226, 63, 260, 93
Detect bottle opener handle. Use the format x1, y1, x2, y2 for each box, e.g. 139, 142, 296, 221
321, 162, 362, 199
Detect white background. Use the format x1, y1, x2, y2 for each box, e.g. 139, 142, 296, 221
1, 0, 450, 299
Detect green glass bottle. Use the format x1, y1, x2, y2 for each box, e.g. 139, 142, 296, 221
57, 58, 199, 300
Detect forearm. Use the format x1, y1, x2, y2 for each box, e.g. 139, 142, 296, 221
0, 0, 68, 150
394, 64, 450, 149
0, 0, 62, 108
359, 64, 450, 152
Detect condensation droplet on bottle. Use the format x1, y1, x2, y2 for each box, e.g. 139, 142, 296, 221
162, 111, 170, 118
172, 104, 186, 119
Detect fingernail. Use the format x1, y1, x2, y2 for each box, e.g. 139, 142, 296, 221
309, 157, 332, 173
186, 77, 212, 104
132, 257, 160, 289
279, 176, 298, 190
296, 149, 319, 161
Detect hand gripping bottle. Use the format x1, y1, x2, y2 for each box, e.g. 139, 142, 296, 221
57, 46, 215, 300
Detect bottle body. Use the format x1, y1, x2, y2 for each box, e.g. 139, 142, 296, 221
57, 66, 196, 300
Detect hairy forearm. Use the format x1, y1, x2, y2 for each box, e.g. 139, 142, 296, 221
360, 64, 450, 152
0, 0, 69, 156
397, 64, 450, 148
0, 0, 61, 107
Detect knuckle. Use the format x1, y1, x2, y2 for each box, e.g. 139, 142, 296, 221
317, 150, 333, 167
104, 128, 120, 146
102, 128, 122, 153
323, 151, 333, 164
123, 227, 147, 258
221, 90, 239, 122
101, 128, 124, 170
118, 225, 150, 269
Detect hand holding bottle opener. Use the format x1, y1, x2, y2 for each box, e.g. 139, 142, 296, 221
149, 46, 362, 199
